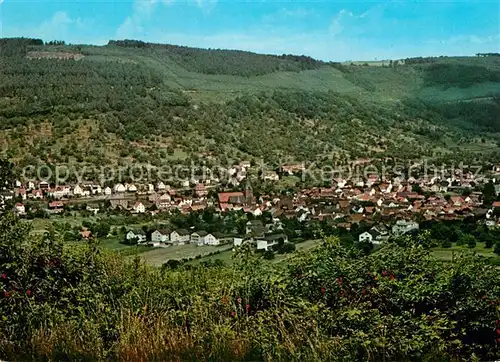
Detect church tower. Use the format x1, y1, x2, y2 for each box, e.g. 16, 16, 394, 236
244, 179, 254, 205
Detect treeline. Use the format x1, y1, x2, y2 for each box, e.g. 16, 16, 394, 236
423, 63, 500, 87
429, 98, 500, 132
0, 38, 43, 57
404, 56, 442, 64
476, 53, 500, 57
108, 39, 324, 76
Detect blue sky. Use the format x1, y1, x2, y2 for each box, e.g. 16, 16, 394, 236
0, 0, 499, 61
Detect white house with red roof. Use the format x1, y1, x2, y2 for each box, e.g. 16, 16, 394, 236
14, 203, 25, 215
31, 189, 43, 199
133, 202, 145, 214
16, 188, 27, 200
195, 183, 207, 197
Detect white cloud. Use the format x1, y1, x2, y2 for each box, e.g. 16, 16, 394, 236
116, 0, 175, 39
2, 11, 107, 44
17, 11, 77, 40
330, 9, 353, 36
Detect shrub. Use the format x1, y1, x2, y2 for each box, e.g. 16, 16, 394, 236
1, 213, 500, 361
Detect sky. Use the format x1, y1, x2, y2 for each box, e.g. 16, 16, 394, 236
0, 0, 499, 61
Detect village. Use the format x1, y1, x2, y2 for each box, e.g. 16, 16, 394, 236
3, 160, 500, 254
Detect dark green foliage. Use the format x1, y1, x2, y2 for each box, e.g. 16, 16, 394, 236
0, 39, 499, 166
483, 180, 497, 205
1, 210, 500, 360
108, 39, 324, 76
0, 38, 43, 57
423, 63, 500, 88
430, 98, 500, 132
495, 242, 500, 256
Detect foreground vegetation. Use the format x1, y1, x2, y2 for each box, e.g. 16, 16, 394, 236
1, 211, 500, 361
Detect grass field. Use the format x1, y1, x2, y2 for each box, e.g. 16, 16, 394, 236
138, 244, 234, 266
187, 238, 322, 266
432, 242, 500, 264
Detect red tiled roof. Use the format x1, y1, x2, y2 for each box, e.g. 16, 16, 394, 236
218, 192, 244, 203
48, 201, 64, 208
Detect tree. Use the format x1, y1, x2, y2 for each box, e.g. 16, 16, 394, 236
494, 242, 500, 256
0, 158, 15, 190
91, 222, 111, 238
263, 250, 275, 260
441, 239, 452, 248
483, 181, 496, 205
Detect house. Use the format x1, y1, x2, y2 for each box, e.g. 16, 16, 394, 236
72, 185, 84, 196
450, 196, 464, 207
48, 201, 64, 213
218, 192, 246, 206
170, 229, 190, 245
263, 171, 280, 181
126, 230, 146, 244
392, 220, 419, 236
156, 181, 166, 191
0, 191, 13, 205
204, 233, 220, 246
80, 230, 92, 240
51, 186, 70, 199
114, 183, 126, 193
31, 189, 43, 199
246, 220, 267, 236
14, 203, 25, 215
358, 231, 373, 243
233, 236, 244, 247
147, 184, 155, 193
281, 163, 305, 175
256, 233, 289, 251
91, 184, 102, 195
195, 183, 207, 197
39, 181, 49, 190
239, 161, 251, 169
86, 204, 100, 215
151, 229, 170, 243
133, 202, 146, 214
16, 188, 27, 200
212, 232, 234, 245
154, 193, 172, 209
370, 224, 389, 237
127, 184, 137, 192
191, 231, 209, 245
104, 187, 112, 195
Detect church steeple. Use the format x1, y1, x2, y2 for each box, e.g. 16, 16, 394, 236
244, 179, 253, 205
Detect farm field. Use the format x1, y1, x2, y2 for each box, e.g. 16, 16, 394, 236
187, 238, 322, 266
432, 242, 500, 264
137, 244, 233, 266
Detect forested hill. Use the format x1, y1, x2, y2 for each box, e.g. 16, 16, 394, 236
0, 37, 499, 169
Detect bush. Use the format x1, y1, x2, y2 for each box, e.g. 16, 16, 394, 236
263, 250, 275, 260
277, 242, 296, 254
1, 213, 500, 361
